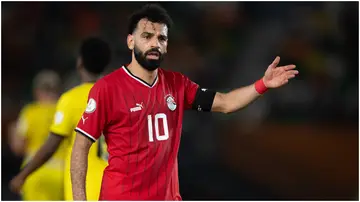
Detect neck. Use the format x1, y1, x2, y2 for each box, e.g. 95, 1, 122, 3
37, 94, 57, 104
127, 60, 158, 85
38, 99, 56, 104
80, 71, 98, 83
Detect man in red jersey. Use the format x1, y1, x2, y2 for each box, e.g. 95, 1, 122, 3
71, 4, 299, 201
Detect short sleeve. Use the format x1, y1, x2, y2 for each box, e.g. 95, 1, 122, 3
49, 94, 74, 137
75, 80, 110, 142
183, 75, 199, 110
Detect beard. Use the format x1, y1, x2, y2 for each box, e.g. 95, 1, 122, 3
134, 45, 164, 71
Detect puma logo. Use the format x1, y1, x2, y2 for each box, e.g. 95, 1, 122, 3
130, 102, 144, 112
81, 116, 89, 124
136, 103, 144, 108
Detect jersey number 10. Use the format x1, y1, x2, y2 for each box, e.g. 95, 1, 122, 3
147, 113, 169, 142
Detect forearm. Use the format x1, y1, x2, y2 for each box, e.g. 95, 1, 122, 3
8, 121, 26, 156
205, 56, 298, 114
19, 133, 63, 178
71, 133, 92, 201
219, 84, 261, 113
71, 148, 88, 200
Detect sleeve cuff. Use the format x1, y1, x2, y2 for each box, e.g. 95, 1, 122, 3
75, 127, 96, 142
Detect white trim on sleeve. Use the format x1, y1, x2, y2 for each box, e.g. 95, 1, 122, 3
75, 127, 97, 142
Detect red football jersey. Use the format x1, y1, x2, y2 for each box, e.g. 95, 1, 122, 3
75, 66, 199, 200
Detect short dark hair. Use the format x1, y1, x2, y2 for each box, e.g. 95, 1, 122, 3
128, 4, 173, 35
80, 37, 111, 75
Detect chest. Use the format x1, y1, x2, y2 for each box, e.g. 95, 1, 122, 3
106, 84, 183, 148
110, 82, 184, 128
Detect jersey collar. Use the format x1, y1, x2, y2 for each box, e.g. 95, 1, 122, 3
122, 66, 159, 88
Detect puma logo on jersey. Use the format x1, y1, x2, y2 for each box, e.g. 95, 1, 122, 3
130, 102, 144, 112
81, 116, 89, 124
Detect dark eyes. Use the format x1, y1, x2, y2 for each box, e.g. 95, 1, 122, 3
158, 36, 167, 42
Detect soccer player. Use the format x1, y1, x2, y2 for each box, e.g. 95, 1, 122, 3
8, 70, 65, 200
71, 4, 299, 201
9, 38, 111, 201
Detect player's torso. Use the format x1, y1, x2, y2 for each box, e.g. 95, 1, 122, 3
101, 67, 185, 199
23, 103, 66, 168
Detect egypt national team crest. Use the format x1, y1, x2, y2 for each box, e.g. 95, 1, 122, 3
165, 94, 177, 111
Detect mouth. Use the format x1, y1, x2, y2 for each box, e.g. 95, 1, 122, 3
146, 51, 160, 60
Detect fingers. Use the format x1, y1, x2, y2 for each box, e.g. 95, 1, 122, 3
280, 78, 289, 86
269, 56, 280, 68
284, 65, 296, 70
276, 65, 296, 71
287, 70, 299, 75
286, 71, 297, 79
287, 74, 296, 79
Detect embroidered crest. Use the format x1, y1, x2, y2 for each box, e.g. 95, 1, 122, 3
165, 94, 177, 111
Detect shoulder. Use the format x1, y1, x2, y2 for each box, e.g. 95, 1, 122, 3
159, 68, 187, 81
91, 67, 124, 90
159, 69, 197, 89
19, 102, 37, 116
60, 86, 78, 101
57, 84, 88, 106
100, 67, 124, 83
93, 66, 131, 93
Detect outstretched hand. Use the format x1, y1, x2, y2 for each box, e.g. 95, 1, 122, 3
263, 56, 298, 88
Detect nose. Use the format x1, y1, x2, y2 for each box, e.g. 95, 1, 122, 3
149, 37, 160, 49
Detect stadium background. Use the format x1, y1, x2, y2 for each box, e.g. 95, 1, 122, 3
1, 2, 358, 200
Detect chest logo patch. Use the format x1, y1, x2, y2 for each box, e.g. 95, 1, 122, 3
165, 94, 177, 111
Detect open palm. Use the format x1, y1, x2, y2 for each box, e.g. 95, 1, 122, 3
263, 56, 298, 88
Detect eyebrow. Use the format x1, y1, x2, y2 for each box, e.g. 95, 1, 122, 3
141, 32, 168, 40
141, 32, 154, 36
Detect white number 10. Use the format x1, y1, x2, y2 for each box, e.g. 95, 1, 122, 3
147, 113, 169, 142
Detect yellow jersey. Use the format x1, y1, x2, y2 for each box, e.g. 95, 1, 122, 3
18, 102, 66, 168
49, 83, 108, 201
17, 102, 66, 200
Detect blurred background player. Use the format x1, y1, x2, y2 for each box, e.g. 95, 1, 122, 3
8, 70, 65, 200
9, 37, 112, 201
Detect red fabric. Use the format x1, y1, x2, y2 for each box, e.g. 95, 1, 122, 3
255, 78, 268, 94
76, 66, 199, 200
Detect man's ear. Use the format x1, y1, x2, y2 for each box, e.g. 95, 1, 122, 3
127, 34, 134, 50
164, 42, 168, 54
